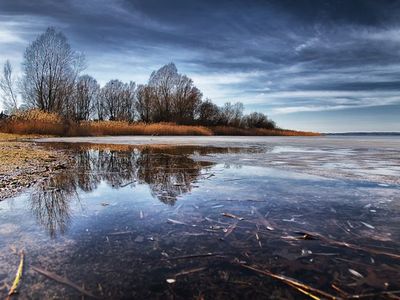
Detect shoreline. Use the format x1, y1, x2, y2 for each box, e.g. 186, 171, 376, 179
0, 134, 73, 200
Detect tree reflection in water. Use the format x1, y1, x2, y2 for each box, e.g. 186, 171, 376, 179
30, 173, 77, 238
29, 144, 246, 237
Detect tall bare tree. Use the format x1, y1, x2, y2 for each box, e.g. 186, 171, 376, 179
148, 63, 178, 122
101, 80, 136, 121
0, 60, 18, 112
21, 27, 85, 114
147, 63, 202, 124
73, 75, 99, 121
220, 102, 244, 127
172, 74, 202, 124
135, 84, 155, 123
197, 99, 221, 126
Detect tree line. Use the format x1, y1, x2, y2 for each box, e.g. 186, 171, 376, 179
0, 27, 276, 129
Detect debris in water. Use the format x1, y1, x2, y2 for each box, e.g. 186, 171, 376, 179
223, 221, 238, 237
255, 232, 262, 248
301, 249, 312, 256
174, 267, 207, 277
166, 278, 176, 284
221, 213, 244, 220
212, 205, 224, 209
7, 250, 24, 299
31, 266, 98, 299
240, 264, 337, 300
251, 207, 274, 230
348, 268, 364, 278
134, 235, 144, 243
109, 231, 133, 235
293, 231, 318, 240
167, 252, 220, 261
361, 222, 375, 229
346, 221, 354, 228
167, 218, 187, 225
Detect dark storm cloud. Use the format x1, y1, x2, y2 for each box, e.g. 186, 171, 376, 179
0, 0, 400, 130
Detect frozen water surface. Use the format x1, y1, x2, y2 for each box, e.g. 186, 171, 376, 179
0, 137, 399, 299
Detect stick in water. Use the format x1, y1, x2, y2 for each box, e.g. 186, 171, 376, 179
7, 250, 24, 299
31, 266, 99, 299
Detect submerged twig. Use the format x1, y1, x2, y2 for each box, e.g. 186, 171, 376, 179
7, 250, 24, 299
224, 221, 238, 237
255, 232, 262, 248
174, 267, 207, 277
167, 218, 187, 225
119, 181, 135, 188
251, 207, 274, 230
109, 231, 133, 235
240, 264, 340, 300
221, 212, 244, 221
166, 252, 225, 261
31, 266, 99, 299
347, 290, 400, 299
293, 230, 400, 259
287, 282, 321, 300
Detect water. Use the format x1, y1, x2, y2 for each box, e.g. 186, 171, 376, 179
0, 142, 399, 299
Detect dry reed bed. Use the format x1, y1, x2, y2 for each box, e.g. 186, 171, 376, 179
211, 126, 320, 136
0, 110, 319, 136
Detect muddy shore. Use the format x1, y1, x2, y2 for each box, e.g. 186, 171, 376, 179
0, 135, 73, 200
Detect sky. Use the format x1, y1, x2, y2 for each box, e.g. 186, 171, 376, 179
0, 0, 400, 132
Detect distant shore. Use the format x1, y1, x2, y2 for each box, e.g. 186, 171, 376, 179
325, 132, 400, 136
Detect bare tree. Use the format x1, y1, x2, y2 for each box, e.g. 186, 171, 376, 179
101, 80, 123, 121
21, 27, 85, 114
101, 80, 136, 121
147, 63, 202, 124
73, 75, 99, 121
173, 74, 202, 124
135, 84, 155, 123
148, 63, 178, 122
123, 81, 136, 121
197, 99, 222, 126
94, 93, 105, 121
0, 60, 18, 112
220, 102, 244, 127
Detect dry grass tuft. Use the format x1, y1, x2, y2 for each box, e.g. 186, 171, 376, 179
12, 109, 62, 123
2, 109, 65, 135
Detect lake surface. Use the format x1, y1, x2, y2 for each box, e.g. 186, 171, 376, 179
1, 137, 399, 299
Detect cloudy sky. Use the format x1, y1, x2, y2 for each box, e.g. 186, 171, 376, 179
1, 0, 400, 132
